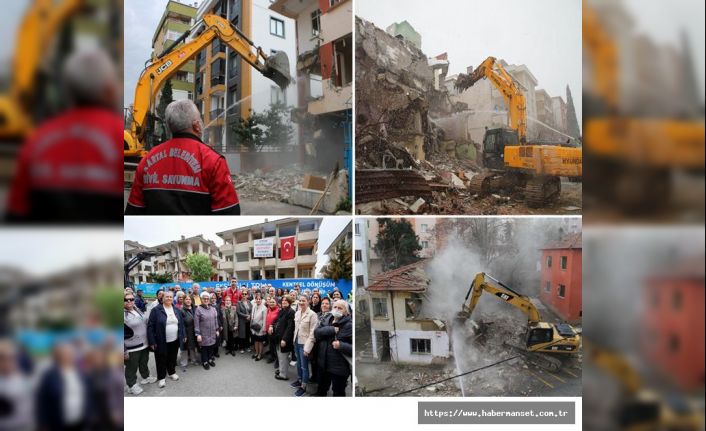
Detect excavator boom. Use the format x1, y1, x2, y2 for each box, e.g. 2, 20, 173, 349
128, 14, 291, 149
460, 272, 542, 324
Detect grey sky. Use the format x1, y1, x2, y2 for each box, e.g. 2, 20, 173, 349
356, 0, 583, 124
0, 229, 123, 277
624, 0, 705, 101
124, 216, 351, 276
0, 0, 30, 64
124, 0, 172, 107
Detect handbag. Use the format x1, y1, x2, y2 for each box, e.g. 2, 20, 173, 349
250, 322, 262, 332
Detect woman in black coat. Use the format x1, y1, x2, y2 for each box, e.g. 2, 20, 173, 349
272, 295, 295, 381
147, 291, 186, 388
314, 299, 352, 397
180, 295, 199, 368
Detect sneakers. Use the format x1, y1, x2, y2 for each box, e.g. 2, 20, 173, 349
169, 374, 179, 381
129, 384, 144, 395
209, 359, 216, 367
240, 350, 245, 354
290, 380, 302, 388
140, 376, 157, 385
289, 360, 297, 366
203, 363, 211, 370
158, 379, 166, 388
294, 387, 306, 397
275, 375, 288, 381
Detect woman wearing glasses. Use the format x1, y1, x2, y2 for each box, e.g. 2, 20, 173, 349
124, 292, 157, 395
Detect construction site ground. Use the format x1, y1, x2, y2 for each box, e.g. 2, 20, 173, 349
356, 326, 581, 397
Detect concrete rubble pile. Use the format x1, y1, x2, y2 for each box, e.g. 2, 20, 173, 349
234, 165, 306, 203
355, 17, 527, 215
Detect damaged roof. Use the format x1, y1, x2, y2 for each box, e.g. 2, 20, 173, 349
540, 232, 582, 250
368, 260, 430, 292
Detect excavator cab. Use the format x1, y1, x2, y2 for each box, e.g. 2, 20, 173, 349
481, 127, 519, 170
526, 326, 553, 347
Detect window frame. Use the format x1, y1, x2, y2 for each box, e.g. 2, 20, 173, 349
270, 17, 285, 38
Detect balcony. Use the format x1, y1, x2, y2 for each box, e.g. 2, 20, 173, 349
220, 243, 234, 254
235, 242, 249, 253
234, 261, 249, 272
297, 254, 317, 265
278, 258, 295, 269
297, 230, 318, 242
217, 261, 233, 271
210, 75, 225, 86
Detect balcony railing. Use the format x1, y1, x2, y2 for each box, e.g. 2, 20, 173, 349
211, 75, 224, 86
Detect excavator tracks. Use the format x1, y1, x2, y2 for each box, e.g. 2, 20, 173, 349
525, 176, 561, 208
468, 172, 495, 196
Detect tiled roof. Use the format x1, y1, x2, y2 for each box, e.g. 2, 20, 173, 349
540, 232, 582, 250
368, 260, 429, 292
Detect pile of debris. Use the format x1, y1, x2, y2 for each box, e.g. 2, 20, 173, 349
234, 166, 306, 203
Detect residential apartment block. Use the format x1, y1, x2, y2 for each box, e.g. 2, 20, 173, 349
539, 232, 582, 323
152, 1, 198, 104
193, 0, 297, 152
151, 235, 222, 282
216, 218, 321, 281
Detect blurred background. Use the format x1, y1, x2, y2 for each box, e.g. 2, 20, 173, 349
0, 0, 123, 223
583, 0, 704, 430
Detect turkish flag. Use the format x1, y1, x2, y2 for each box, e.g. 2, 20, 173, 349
280, 236, 295, 260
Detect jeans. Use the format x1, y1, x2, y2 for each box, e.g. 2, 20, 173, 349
154, 341, 179, 380
295, 343, 309, 384
124, 348, 150, 387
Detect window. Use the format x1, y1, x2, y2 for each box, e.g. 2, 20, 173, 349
355, 250, 362, 262
410, 338, 431, 354
546, 255, 552, 268
355, 223, 360, 235
270, 17, 285, 38
270, 86, 286, 105
332, 35, 352, 87
421, 224, 428, 233
311, 9, 321, 36
421, 241, 428, 249
560, 256, 568, 270
356, 275, 365, 287
405, 294, 423, 319
372, 298, 388, 319
545, 282, 551, 293
558, 284, 566, 298
298, 246, 314, 256
299, 268, 313, 278
279, 225, 296, 237
299, 220, 317, 232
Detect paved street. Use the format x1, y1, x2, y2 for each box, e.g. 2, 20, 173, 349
127, 348, 297, 397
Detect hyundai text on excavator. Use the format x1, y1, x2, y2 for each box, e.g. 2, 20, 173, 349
123, 14, 291, 179
455, 272, 581, 371
454, 57, 583, 207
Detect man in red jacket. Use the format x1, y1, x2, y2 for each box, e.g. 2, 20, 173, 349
6, 48, 123, 222
125, 99, 240, 215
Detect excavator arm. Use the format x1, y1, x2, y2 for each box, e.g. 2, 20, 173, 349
582, 3, 619, 111
454, 56, 527, 142
129, 13, 290, 146
460, 272, 542, 324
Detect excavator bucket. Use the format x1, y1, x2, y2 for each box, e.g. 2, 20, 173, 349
264, 51, 291, 90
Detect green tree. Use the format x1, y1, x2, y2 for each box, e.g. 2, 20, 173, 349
231, 102, 293, 150
94, 286, 123, 328
185, 253, 214, 282
374, 218, 422, 271
321, 241, 352, 280
147, 272, 174, 283
156, 79, 174, 120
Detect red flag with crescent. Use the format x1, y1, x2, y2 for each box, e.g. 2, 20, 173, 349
280, 236, 295, 260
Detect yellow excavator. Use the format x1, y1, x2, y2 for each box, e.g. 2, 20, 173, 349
456, 272, 581, 371
585, 341, 702, 431
0, 0, 89, 142
582, 3, 705, 211
454, 57, 583, 207
124, 14, 291, 167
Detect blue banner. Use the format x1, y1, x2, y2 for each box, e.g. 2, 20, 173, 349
136, 278, 352, 299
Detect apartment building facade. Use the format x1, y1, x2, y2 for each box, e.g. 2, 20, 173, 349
151, 235, 222, 282
193, 0, 296, 152
539, 232, 582, 323
152, 1, 198, 104
269, 0, 353, 177
216, 218, 320, 281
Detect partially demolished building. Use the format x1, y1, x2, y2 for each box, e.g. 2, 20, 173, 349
366, 261, 450, 364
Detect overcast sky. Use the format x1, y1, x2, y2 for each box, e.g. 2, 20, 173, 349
123, 0, 172, 107
356, 0, 583, 124
0, 229, 123, 277
124, 217, 351, 276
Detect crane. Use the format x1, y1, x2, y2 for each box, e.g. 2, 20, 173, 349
457, 272, 581, 371
455, 57, 583, 207
123, 14, 291, 167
